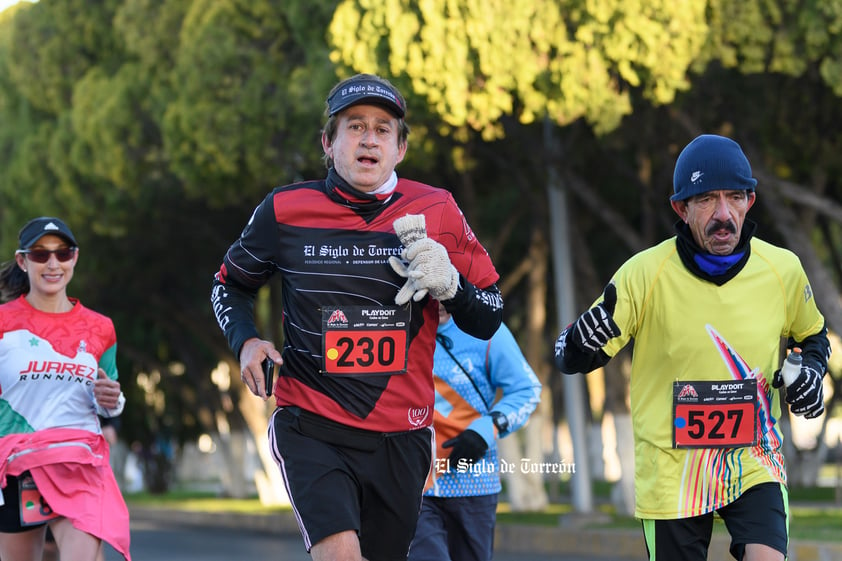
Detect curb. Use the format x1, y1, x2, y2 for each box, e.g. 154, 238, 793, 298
128, 506, 842, 561
495, 524, 646, 559
493, 524, 842, 561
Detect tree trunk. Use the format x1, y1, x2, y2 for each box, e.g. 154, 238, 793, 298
502, 226, 550, 511
233, 360, 290, 505
214, 428, 249, 499
603, 349, 635, 515
611, 412, 636, 516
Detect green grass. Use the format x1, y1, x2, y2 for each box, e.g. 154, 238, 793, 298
495, 503, 571, 526
124, 490, 289, 515
788, 485, 839, 502
788, 506, 842, 541
495, 503, 842, 541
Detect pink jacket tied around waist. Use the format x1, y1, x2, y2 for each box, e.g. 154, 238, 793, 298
0, 428, 131, 560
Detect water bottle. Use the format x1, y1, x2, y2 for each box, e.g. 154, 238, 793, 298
780, 347, 803, 386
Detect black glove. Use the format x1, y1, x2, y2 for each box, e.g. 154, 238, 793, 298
442, 429, 488, 466
570, 282, 621, 353
773, 363, 825, 419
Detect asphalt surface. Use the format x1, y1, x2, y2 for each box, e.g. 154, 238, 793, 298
104, 517, 612, 561
105, 506, 842, 561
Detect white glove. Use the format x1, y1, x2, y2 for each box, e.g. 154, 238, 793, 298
389, 256, 420, 305
390, 214, 428, 304
393, 214, 428, 246
401, 238, 460, 301
389, 214, 459, 305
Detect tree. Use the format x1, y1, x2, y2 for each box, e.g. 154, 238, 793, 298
0, 0, 342, 501
329, 0, 708, 138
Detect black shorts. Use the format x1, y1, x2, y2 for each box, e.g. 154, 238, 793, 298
0, 473, 49, 533
270, 406, 433, 561
642, 482, 788, 561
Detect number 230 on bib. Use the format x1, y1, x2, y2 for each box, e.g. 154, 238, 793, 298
321, 306, 410, 377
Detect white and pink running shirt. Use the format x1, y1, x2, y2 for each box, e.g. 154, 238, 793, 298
0, 295, 118, 436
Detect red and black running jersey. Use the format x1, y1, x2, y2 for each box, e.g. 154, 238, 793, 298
212, 171, 499, 432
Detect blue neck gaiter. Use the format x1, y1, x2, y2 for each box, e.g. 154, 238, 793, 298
693, 251, 745, 276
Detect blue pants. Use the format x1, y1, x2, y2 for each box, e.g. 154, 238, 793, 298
408, 494, 498, 561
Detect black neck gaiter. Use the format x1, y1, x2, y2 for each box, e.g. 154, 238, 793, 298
674, 219, 756, 285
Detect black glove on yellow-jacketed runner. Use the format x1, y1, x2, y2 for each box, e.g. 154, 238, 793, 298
554, 282, 621, 375
773, 361, 825, 419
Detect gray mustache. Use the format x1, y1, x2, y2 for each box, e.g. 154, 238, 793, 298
706, 220, 737, 236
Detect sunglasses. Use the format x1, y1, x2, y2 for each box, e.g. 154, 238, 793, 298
16, 247, 78, 264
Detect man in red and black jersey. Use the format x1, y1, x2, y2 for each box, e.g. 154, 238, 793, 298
211, 73, 502, 561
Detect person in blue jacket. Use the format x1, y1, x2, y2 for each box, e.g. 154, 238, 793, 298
408, 303, 542, 561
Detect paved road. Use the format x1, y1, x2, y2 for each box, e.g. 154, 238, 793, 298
104, 518, 611, 561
